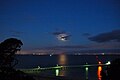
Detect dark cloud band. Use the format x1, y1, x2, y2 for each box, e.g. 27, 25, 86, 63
88, 29, 120, 43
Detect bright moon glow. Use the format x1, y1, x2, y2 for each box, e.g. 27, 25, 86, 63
57, 33, 68, 41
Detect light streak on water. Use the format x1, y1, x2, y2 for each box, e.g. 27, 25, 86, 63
58, 54, 67, 65
56, 69, 59, 76
97, 66, 102, 80
85, 67, 88, 80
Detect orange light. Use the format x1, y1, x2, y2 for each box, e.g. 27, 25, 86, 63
97, 66, 102, 80
59, 54, 67, 65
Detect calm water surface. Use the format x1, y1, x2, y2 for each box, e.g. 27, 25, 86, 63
16, 54, 120, 80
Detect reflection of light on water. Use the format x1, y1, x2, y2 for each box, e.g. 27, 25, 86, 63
56, 54, 67, 76
56, 69, 59, 76
59, 70, 66, 76
98, 66, 102, 80
55, 68, 66, 76
85, 67, 88, 80
58, 54, 67, 65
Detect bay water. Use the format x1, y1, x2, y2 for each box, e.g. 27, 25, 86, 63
15, 54, 120, 80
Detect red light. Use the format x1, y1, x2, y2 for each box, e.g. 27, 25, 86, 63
98, 61, 102, 64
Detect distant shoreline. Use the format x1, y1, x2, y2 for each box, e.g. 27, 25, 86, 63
15, 53, 120, 56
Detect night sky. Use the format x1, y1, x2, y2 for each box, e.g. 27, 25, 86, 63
0, 0, 120, 52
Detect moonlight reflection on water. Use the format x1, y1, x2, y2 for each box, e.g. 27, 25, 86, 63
58, 54, 67, 65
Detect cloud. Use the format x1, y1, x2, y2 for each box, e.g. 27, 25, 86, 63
88, 42, 120, 49
88, 29, 120, 43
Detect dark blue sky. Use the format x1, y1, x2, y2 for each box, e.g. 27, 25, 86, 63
0, 0, 120, 50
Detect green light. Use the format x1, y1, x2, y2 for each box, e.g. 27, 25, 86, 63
56, 69, 59, 76
86, 67, 88, 71
85, 67, 88, 80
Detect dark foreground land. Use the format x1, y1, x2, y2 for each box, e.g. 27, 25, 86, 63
32, 75, 81, 80
0, 71, 80, 80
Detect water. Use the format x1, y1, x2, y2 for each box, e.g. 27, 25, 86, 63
15, 54, 120, 80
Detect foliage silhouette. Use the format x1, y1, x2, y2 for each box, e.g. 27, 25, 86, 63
0, 38, 23, 68
107, 58, 120, 80
101, 58, 120, 80
0, 38, 35, 80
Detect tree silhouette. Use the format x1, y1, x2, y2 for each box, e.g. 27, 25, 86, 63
0, 38, 23, 68
107, 58, 120, 80
0, 38, 35, 80
101, 58, 120, 80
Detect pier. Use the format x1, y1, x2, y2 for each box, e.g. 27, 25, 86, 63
19, 63, 110, 74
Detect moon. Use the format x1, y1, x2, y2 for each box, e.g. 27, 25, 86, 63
57, 33, 68, 41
